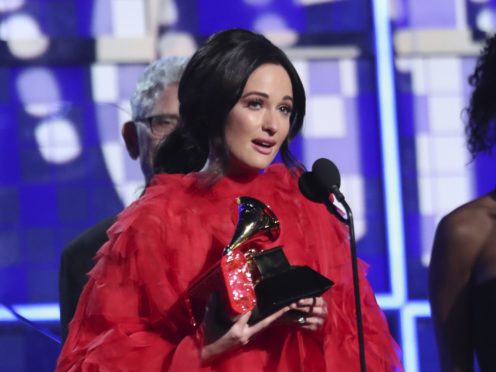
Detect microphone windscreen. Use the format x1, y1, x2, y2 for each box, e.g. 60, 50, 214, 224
311, 158, 341, 190
298, 171, 329, 203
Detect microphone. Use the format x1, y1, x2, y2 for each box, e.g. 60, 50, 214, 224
297, 171, 328, 204
311, 158, 345, 203
299, 158, 366, 372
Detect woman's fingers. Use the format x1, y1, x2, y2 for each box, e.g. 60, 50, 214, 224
288, 296, 329, 331
295, 296, 325, 310
225, 311, 252, 346
235, 311, 252, 326
290, 296, 328, 318
299, 315, 325, 331
249, 306, 290, 335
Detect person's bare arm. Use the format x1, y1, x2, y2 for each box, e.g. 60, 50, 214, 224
429, 210, 482, 372
201, 306, 290, 363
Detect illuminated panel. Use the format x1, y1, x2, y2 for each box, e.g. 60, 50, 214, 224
400, 301, 431, 372
8, 1, 496, 371
372, 0, 407, 308
8, 303, 59, 321
389, 0, 496, 370
298, 55, 392, 294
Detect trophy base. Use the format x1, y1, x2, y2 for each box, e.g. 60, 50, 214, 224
248, 265, 333, 325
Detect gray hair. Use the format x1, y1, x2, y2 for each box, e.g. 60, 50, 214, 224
130, 56, 189, 120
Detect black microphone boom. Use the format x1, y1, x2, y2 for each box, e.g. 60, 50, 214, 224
300, 158, 366, 372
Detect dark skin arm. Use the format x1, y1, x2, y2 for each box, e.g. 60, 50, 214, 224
429, 207, 486, 372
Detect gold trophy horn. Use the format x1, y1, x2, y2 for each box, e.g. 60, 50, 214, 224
223, 196, 280, 256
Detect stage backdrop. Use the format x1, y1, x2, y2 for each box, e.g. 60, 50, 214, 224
0, 1, 495, 371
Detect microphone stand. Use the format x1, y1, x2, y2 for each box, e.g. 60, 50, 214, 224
326, 187, 366, 372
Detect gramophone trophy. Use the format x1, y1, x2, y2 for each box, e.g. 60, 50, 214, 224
186, 196, 333, 328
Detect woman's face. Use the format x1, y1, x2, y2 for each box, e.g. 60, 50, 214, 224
224, 63, 293, 175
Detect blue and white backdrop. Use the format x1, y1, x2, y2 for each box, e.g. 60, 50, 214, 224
1, 0, 495, 371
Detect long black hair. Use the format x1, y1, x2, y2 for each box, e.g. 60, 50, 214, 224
154, 28, 306, 175
466, 34, 496, 157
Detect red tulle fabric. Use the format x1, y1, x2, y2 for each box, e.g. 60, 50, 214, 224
56, 164, 402, 371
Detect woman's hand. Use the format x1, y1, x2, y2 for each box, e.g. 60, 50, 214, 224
201, 306, 290, 363
288, 296, 328, 331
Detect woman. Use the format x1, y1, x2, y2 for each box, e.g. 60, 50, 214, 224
429, 33, 496, 371
57, 28, 401, 371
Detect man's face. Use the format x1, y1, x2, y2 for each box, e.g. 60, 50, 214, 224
136, 83, 180, 181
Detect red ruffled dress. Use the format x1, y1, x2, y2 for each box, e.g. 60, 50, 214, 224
56, 164, 402, 371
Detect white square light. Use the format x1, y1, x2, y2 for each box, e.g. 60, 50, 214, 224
91, 65, 118, 102
427, 95, 464, 134
418, 176, 434, 215
339, 59, 357, 97
434, 176, 472, 214
111, 0, 146, 37
102, 142, 125, 183
340, 174, 364, 217
431, 136, 469, 174
292, 60, 309, 91
415, 134, 432, 175
304, 95, 346, 138
426, 57, 463, 94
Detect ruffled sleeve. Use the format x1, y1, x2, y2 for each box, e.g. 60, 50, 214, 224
56, 178, 211, 372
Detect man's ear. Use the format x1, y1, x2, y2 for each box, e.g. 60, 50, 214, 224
122, 121, 140, 159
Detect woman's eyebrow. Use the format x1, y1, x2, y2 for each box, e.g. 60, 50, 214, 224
241, 91, 293, 102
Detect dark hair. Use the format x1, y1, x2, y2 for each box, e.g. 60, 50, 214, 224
154, 28, 306, 175
466, 34, 496, 157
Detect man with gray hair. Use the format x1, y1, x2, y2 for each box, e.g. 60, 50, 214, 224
122, 57, 187, 182
58, 56, 188, 342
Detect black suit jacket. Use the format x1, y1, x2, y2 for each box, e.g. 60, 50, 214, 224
58, 216, 116, 342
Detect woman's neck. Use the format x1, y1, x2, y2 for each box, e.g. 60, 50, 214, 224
202, 155, 261, 181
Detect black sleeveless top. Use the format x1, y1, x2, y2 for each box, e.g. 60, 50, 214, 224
473, 278, 496, 371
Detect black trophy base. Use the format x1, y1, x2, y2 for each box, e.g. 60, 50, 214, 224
248, 264, 333, 325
